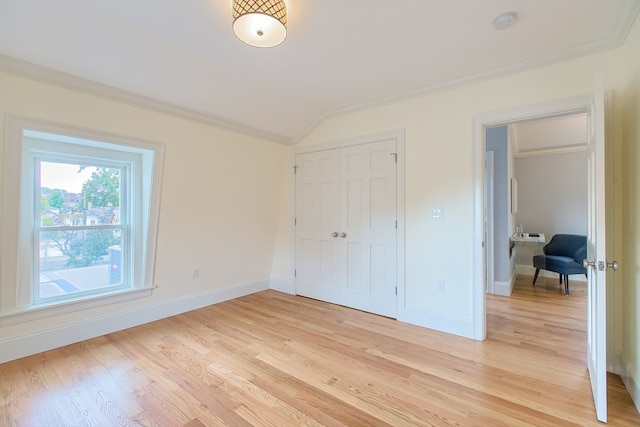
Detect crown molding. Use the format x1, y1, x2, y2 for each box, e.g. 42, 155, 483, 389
293, 2, 640, 144
0, 54, 293, 146
514, 145, 588, 159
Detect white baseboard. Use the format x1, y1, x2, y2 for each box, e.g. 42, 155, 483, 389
619, 351, 640, 413
0, 279, 269, 363
403, 306, 474, 339
516, 264, 587, 282
269, 277, 294, 294
611, 349, 622, 375
494, 279, 513, 296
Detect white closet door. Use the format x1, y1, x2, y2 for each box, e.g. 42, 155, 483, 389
340, 140, 397, 318
294, 139, 398, 318
295, 149, 341, 304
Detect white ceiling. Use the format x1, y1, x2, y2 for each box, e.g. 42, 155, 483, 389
1, 1, 638, 144
511, 113, 588, 157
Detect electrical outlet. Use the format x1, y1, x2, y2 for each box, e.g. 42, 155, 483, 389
435, 280, 444, 292
192, 267, 200, 279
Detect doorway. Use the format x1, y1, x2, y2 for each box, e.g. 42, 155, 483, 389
472, 94, 601, 341
473, 88, 613, 421
484, 113, 589, 297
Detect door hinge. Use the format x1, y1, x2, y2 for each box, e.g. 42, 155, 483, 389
390, 153, 397, 163
294, 165, 298, 174
294, 269, 297, 277
294, 218, 297, 226
395, 220, 397, 229
395, 286, 398, 295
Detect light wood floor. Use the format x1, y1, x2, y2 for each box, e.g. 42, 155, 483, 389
1, 276, 638, 426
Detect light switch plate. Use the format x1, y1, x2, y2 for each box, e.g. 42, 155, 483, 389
431, 206, 444, 219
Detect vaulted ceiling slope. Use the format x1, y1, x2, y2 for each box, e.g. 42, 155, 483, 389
1, 1, 638, 144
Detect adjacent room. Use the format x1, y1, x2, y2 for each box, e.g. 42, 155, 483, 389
485, 113, 590, 298
1, 1, 639, 425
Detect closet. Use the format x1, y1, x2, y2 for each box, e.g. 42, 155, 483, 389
294, 138, 398, 318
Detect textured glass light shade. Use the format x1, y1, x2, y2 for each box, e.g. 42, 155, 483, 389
233, 0, 287, 48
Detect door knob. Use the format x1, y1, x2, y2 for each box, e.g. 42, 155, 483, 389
339, 232, 347, 238
332, 232, 339, 237
583, 259, 619, 271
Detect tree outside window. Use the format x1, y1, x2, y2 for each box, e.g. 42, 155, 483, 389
38, 162, 125, 300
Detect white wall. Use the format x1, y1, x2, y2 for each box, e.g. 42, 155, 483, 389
618, 12, 640, 412
0, 71, 287, 361
272, 38, 633, 342
513, 150, 588, 280
515, 150, 588, 239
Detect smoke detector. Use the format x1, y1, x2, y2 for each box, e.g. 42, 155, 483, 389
492, 12, 517, 30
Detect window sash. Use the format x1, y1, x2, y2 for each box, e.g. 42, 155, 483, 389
31, 154, 132, 306
34, 224, 130, 302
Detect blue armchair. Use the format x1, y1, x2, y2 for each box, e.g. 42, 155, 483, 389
532, 234, 588, 295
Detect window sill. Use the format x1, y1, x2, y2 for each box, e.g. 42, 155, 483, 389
0, 286, 155, 326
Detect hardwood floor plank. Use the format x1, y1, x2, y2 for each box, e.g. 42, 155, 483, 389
1, 275, 638, 426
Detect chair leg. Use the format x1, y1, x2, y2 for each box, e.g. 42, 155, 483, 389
559, 273, 563, 285
565, 275, 570, 295
532, 268, 540, 285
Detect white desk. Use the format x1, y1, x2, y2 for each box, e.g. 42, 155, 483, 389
510, 233, 545, 244
510, 233, 545, 262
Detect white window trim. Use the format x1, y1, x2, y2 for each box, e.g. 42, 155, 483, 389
1, 115, 164, 325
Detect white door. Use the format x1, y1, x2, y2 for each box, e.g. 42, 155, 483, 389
340, 140, 397, 318
585, 73, 610, 423
295, 140, 398, 318
295, 149, 341, 305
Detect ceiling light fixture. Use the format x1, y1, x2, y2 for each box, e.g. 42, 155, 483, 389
232, 0, 287, 48
492, 12, 517, 30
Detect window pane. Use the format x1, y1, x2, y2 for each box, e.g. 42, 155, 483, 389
39, 162, 120, 227
37, 160, 124, 302
38, 228, 123, 300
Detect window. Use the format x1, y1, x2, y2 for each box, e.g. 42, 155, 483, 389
37, 160, 125, 305
1, 118, 163, 323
